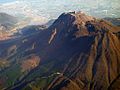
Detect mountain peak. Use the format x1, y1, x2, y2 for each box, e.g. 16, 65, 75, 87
62, 11, 94, 22
0, 11, 120, 90
74, 11, 94, 24
48, 11, 120, 45
56, 11, 94, 23
49, 11, 98, 39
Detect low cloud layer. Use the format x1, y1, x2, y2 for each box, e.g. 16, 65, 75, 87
0, 0, 120, 24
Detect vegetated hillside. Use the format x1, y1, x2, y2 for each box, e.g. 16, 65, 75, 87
0, 11, 120, 90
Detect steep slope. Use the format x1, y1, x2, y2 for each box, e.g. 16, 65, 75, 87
44, 12, 120, 90
108, 74, 120, 90
0, 11, 120, 90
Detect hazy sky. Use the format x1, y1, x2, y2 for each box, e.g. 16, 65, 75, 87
0, 0, 120, 24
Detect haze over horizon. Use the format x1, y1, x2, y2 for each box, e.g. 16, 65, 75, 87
0, 0, 120, 24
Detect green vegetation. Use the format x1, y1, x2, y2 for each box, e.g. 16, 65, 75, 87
23, 73, 59, 90
0, 60, 9, 70
0, 63, 22, 87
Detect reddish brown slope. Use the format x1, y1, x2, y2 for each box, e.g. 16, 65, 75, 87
0, 12, 120, 90
46, 12, 120, 90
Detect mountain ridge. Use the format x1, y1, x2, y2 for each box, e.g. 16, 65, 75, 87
0, 11, 120, 90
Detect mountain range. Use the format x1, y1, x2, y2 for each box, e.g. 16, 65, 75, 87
104, 18, 120, 26
0, 13, 18, 40
0, 11, 120, 90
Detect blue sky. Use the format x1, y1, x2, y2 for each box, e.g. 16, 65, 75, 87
0, 0, 120, 24
0, 0, 16, 3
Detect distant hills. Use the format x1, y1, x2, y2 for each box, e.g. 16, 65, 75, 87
104, 17, 120, 26
0, 12, 18, 28
0, 11, 120, 90
0, 12, 18, 24
0, 12, 18, 40
0, 12, 18, 31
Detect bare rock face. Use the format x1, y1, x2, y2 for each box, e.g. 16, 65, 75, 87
108, 75, 120, 90
21, 55, 40, 72
0, 11, 120, 90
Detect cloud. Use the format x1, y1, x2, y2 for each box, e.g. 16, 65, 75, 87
0, 0, 120, 25
0, 0, 48, 24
